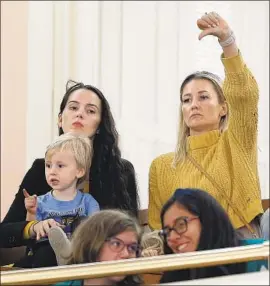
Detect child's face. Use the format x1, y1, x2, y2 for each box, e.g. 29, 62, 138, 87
45, 150, 84, 191
98, 230, 139, 283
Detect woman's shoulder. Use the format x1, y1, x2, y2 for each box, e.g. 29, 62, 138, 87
23, 158, 50, 196
31, 158, 45, 169
151, 152, 174, 168
148, 153, 175, 179
26, 158, 46, 183
121, 158, 134, 171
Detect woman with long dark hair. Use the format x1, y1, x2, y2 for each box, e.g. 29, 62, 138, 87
1, 80, 140, 268
159, 188, 246, 283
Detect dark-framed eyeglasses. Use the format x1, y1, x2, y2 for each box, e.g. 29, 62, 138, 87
159, 216, 199, 239
105, 237, 141, 256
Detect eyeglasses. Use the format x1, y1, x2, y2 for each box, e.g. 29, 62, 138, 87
159, 216, 199, 239
105, 237, 141, 256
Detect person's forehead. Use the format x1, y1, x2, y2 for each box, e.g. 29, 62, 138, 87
163, 203, 192, 224
46, 149, 75, 161
114, 231, 138, 243
68, 89, 101, 105
183, 78, 216, 91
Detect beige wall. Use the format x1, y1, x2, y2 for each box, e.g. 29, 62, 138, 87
1, 1, 28, 220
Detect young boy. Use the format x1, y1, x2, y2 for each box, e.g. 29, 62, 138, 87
24, 133, 100, 241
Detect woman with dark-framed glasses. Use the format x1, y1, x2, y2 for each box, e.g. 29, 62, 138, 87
159, 188, 247, 283
52, 209, 142, 286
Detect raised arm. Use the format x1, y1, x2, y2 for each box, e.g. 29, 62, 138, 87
198, 12, 259, 153
197, 11, 238, 58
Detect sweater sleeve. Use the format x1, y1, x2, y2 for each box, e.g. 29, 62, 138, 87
148, 158, 163, 230
221, 51, 259, 153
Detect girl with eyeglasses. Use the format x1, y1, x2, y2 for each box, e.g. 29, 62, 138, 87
52, 209, 142, 286
159, 188, 247, 283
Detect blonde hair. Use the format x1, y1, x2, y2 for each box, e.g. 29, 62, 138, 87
141, 230, 164, 255
45, 133, 92, 186
173, 71, 229, 167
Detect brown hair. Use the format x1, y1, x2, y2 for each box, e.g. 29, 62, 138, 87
67, 209, 142, 285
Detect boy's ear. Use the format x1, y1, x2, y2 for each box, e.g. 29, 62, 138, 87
76, 168, 85, 179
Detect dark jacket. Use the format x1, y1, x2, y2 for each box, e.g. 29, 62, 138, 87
160, 263, 246, 283
1, 158, 139, 249
0, 221, 28, 248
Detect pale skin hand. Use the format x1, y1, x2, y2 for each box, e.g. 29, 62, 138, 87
197, 11, 238, 58
29, 218, 64, 240
141, 249, 159, 257
23, 189, 64, 240
23, 189, 37, 221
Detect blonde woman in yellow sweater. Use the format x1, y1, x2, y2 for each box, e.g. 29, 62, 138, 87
148, 11, 263, 239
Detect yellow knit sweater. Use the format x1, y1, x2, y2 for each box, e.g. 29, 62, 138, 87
148, 52, 263, 230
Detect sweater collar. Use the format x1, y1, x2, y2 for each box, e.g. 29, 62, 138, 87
187, 130, 221, 151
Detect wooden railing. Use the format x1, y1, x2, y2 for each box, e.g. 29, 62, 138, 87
262, 199, 270, 212
1, 241, 269, 285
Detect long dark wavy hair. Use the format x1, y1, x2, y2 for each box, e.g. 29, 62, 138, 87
58, 80, 139, 216
160, 188, 246, 281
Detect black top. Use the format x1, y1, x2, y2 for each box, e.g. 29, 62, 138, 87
160, 263, 246, 283
1, 158, 139, 248
0, 221, 29, 248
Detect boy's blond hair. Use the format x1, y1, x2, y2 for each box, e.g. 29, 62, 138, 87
45, 133, 92, 186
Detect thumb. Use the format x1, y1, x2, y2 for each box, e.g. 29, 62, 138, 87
23, 189, 30, 198
198, 28, 215, 40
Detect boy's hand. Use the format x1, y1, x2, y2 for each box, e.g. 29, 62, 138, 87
23, 189, 37, 215
32, 219, 64, 240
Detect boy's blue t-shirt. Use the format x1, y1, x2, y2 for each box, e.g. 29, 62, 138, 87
36, 190, 99, 235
